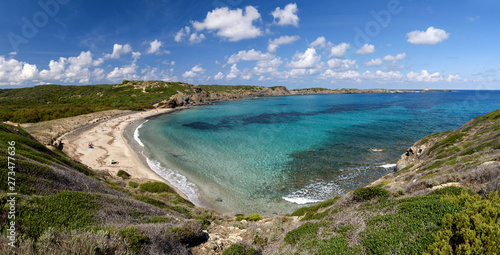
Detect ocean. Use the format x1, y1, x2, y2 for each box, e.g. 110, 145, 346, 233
132, 90, 500, 215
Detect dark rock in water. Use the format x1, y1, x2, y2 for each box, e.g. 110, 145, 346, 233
235, 213, 244, 217
215, 198, 223, 202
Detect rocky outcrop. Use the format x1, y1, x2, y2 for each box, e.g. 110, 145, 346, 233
372, 109, 500, 195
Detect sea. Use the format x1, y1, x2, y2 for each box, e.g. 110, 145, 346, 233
131, 90, 500, 215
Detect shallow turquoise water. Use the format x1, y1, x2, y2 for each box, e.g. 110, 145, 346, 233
136, 91, 500, 214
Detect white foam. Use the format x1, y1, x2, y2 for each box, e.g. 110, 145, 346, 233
134, 120, 148, 147
145, 157, 201, 206
380, 163, 397, 169
282, 196, 322, 204
369, 148, 383, 152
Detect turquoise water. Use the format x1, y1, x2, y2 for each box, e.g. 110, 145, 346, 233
136, 91, 500, 214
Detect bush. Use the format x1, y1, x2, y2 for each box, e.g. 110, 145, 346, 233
128, 181, 139, 188
425, 190, 500, 254
223, 243, 259, 255
119, 227, 149, 253
291, 197, 339, 217
139, 181, 173, 193
352, 187, 390, 202
17, 191, 99, 239
117, 170, 131, 179
170, 220, 206, 246
235, 213, 262, 222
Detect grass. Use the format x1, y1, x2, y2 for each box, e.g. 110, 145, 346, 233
139, 181, 174, 193
352, 187, 390, 202
429, 132, 466, 153
17, 191, 99, 239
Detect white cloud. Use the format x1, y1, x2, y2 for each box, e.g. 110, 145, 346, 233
406, 70, 462, 83
132, 52, 142, 62
106, 64, 138, 82
175, 26, 190, 42
104, 44, 132, 59
286, 48, 321, 69
309, 36, 325, 48
182, 65, 205, 78
321, 70, 361, 80
327, 59, 357, 70
271, 3, 299, 27
407, 27, 449, 45
268, 35, 300, 53
383, 53, 406, 62
227, 64, 240, 79
147, 40, 166, 54
8, 52, 17, 56
227, 49, 274, 64
330, 43, 350, 58
189, 33, 206, 44
192, 6, 262, 42
355, 44, 375, 55
364, 58, 383, 67
214, 72, 224, 80
254, 57, 283, 74
362, 70, 404, 82
241, 73, 252, 80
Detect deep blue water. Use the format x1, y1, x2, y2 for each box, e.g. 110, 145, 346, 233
136, 90, 500, 214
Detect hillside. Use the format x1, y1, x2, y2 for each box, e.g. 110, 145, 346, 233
0, 123, 217, 254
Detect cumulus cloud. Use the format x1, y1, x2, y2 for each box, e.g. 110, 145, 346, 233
132, 52, 142, 62
268, 35, 300, 53
309, 36, 326, 48
362, 70, 404, 82
286, 48, 321, 69
192, 6, 262, 42
254, 57, 283, 74
189, 33, 206, 44
327, 59, 357, 70
104, 44, 132, 59
330, 43, 350, 58
407, 27, 449, 45
227, 64, 240, 79
364, 58, 383, 67
147, 40, 168, 54
406, 69, 461, 82
271, 3, 299, 27
383, 53, 406, 62
214, 72, 224, 80
106, 64, 138, 81
182, 65, 205, 78
227, 49, 274, 64
175, 26, 191, 42
355, 44, 375, 55
321, 70, 361, 80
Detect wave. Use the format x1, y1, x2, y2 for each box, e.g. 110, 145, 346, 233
379, 163, 397, 169
134, 120, 148, 147
369, 148, 383, 152
145, 157, 201, 206
282, 196, 322, 204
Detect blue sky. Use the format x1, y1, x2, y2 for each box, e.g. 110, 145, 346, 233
0, 0, 499, 89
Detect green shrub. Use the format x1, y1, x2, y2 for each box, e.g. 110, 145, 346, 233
128, 181, 139, 188
425, 190, 500, 254
117, 170, 131, 179
223, 244, 259, 255
139, 181, 173, 193
119, 227, 148, 253
235, 213, 262, 222
352, 187, 390, 202
17, 191, 99, 239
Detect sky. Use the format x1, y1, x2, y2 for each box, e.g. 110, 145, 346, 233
0, 0, 499, 89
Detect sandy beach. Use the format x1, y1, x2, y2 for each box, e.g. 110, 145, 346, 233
60, 108, 190, 199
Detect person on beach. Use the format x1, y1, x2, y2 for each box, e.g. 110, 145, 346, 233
88, 142, 93, 149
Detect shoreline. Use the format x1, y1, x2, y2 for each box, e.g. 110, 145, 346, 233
60, 107, 193, 202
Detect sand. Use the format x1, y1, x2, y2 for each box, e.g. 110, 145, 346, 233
60, 108, 189, 198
